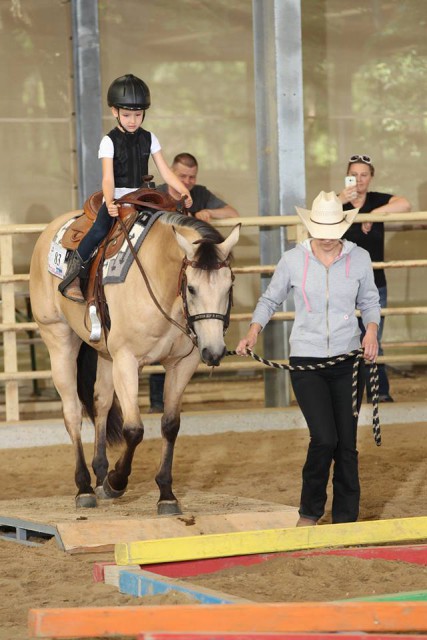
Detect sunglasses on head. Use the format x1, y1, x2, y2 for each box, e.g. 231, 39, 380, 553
349, 154, 372, 164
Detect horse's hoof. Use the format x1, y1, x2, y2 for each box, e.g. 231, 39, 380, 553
102, 476, 126, 499
75, 493, 97, 508
157, 500, 182, 516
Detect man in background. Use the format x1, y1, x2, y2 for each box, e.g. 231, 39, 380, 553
157, 152, 239, 221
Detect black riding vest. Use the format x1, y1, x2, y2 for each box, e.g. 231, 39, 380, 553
107, 127, 152, 188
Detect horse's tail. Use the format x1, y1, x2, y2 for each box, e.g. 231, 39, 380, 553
76, 342, 124, 446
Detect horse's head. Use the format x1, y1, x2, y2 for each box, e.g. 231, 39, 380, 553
174, 224, 241, 366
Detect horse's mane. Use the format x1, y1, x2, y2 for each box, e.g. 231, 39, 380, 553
160, 212, 228, 269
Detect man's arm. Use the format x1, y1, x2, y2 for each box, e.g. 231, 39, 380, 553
196, 204, 240, 220
193, 187, 239, 221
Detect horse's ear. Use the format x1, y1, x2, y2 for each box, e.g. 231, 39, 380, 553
216, 223, 241, 260
173, 227, 197, 260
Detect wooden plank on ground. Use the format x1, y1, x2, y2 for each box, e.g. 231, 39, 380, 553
94, 543, 427, 582
342, 589, 427, 602
0, 493, 298, 553
103, 565, 250, 603
58, 508, 298, 553
28, 601, 427, 638
103, 563, 140, 587
115, 516, 427, 565
0, 515, 63, 548
136, 635, 427, 640
117, 568, 251, 604
295, 543, 427, 565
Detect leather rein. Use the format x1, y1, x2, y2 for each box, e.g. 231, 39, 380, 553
116, 215, 235, 346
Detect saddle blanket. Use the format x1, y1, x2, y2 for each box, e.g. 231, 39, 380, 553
48, 218, 76, 279
48, 209, 165, 284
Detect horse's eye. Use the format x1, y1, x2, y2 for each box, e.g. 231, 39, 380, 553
187, 285, 196, 295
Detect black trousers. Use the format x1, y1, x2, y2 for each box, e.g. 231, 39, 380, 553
290, 356, 365, 524
149, 372, 165, 409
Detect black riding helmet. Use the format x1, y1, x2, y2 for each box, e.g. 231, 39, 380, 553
107, 74, 151, 111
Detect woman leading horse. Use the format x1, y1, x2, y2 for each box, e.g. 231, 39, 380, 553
30, 209, 240, 512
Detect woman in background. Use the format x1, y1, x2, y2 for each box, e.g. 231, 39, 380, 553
339, 154, 411, 402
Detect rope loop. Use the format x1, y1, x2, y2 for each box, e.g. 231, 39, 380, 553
226, 347, 381, 446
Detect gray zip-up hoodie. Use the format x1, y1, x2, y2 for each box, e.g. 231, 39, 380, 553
252, 239, 381, 358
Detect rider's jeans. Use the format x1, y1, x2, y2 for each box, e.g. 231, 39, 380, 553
78, 203, 115, 262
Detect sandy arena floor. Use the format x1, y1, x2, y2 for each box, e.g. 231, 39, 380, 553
0, 412, 426, 639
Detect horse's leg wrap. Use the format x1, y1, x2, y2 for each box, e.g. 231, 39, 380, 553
58, 250, 90, 303
100, 476, 126, 499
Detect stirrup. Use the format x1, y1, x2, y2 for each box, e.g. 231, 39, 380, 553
89, 304, 102, 342
58, 250, 88, 301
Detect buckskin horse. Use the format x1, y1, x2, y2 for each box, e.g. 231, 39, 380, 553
29, 198, 240, 512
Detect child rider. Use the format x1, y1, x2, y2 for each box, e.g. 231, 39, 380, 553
59, 73, 192, 302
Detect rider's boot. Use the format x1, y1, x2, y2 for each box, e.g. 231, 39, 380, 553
58, 250, 90, 303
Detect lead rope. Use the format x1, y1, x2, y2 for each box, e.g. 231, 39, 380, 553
226, 347, 381, 446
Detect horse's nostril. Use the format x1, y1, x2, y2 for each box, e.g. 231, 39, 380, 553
201, 347, 225, 366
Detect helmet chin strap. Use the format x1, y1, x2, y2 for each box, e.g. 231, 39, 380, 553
116, 108, 145, 135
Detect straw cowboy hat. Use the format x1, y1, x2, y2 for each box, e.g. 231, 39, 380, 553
295, 191, 359, 239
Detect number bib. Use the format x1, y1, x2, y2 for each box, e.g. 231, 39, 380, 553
48, 240, 69, 278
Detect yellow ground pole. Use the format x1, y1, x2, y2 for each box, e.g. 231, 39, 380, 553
115, 516, 427, 565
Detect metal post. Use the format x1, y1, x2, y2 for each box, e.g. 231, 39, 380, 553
252, 0, 306, 406
71, 0, 102, 207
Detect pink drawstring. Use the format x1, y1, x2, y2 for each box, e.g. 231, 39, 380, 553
346, 253, 350, 277
302, 250, 311, 312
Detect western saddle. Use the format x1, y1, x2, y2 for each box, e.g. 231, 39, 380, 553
60, 185, 178, 320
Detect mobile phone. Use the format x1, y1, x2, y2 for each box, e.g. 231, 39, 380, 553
345, 176, 357, 188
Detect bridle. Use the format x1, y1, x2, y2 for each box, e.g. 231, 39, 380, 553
117, 215, 235, 345
177, 256, 235, 340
